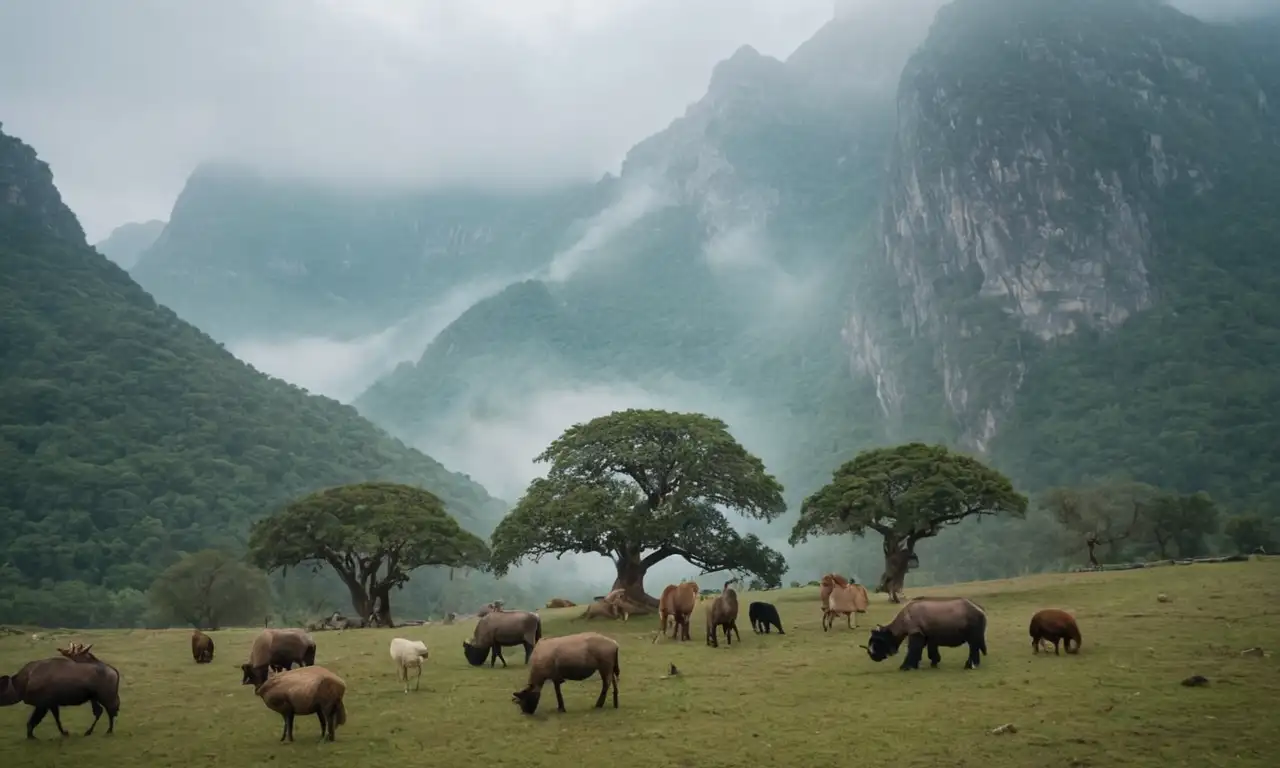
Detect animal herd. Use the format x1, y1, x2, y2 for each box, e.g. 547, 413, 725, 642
0, 575, 1085, 743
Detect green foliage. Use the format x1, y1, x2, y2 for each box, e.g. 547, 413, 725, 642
790, 442, 1029, 550
0, 126, 503, 628
248, 482, 490, 623
147, 549, 270, 630
489, 409, 788, 590
1039, 481, 1222, 563
1224, 515, 1276, 554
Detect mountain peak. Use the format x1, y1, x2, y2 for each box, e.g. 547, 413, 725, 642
0, 124, 85, 245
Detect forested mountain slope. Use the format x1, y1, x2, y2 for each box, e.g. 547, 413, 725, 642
0, 125, 506, 626
846, 0, 1280, 514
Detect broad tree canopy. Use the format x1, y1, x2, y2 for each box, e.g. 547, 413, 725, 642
247, 481, 489, 625
147, 549, 270, 630
489, 409, 788, 603
790, 442, 1027, 601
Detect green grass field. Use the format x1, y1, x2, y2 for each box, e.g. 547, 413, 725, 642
2, 561, 1278, 767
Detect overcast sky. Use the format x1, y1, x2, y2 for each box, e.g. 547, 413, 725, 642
2, 0, 1274, 242
0, 0, 840, 241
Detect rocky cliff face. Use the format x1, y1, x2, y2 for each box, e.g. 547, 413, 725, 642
0, 122, 85, 245
848, 0, 1278, 450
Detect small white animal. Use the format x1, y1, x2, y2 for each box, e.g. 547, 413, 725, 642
389, 637, 430, 693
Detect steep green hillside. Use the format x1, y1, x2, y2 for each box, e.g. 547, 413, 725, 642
0, 125, 507, 627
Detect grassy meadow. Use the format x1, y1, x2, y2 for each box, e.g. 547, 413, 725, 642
2, 560, 1278, 767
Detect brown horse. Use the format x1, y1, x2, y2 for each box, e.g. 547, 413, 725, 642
657, 582, 699, 641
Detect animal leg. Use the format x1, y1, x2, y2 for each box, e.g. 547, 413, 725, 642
964, 639, 982, 669
1053, 639, 1061, 656
26, 706, 49, 739
553, 681, 567, 713
326, 705, 339, 741
927, 642, 942, 668
105, 707, 116, 735
731, 622, 741, 644
523, 641, 534, 664
84, 699, 104, 736
278, 714, 289, 743
595, 671, 609, 708
846, 612, 853, 630
822, 610, 830, 632
1032, 636, 1040, 654
49, 706, 69, 737
776, 620, 785, 635
415, 664, 422, 691
492, 646, 508, 668
901, 635, 926, 671
316, 711, 328, 740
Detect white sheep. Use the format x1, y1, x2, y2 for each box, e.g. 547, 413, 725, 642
388, 637, 429, 693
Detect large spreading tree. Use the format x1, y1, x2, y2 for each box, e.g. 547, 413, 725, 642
247, 481, 490, 626
488, 409, 788, 605
147, 549, 271, 630
789, 442, 1028, 602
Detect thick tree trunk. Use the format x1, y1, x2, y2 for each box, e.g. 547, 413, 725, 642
371, 586, 393, 627
338, 574, 373, 623
877, 535, 914, 603
612, 557, 659, 607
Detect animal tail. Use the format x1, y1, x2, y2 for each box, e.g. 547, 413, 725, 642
613, 652, 621, 681
535, 617, 543, 642
333, 698, 347, 727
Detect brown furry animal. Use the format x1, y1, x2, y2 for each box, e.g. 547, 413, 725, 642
247, 665, 347, 742
821, 574, 869, 631
545, 598, 577, 609
1, 653, 120, 739
512, 632, 620, 715
240, 629, 317, 687
580, 600, 622, 620
1029, 608, 1082, 655
705, 581, 741, 648
463, 610, 542, 667
601, 588, 631, 621
658, 581, 700, 641
191, 631, 214, 663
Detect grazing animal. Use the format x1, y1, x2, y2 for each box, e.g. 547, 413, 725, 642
545, 598, 576, 609
191, 631, 215, 664
1029, 609, 1082, 655
862, 596, 988, 671
0, 654, 121, 739
512, 631, 620, 715
705, 581, 742, 648
659, 581, 700, 640
240, 628, 317, 687
246, 665, 347, 742
821, 574, 869, 631
748, 601, 785, 634
388, 638, 430, 693
463, 610, 542, 668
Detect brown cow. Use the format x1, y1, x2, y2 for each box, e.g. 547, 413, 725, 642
1029, 608, 1082, 655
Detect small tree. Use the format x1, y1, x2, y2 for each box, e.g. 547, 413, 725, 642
789, 442, 1027, 602
1224, 514, 1275, 554
247, 482, 490, 626
1040, 482, 1157, 566
147, 549, 270, 630
1147, 491, 1219, 559
489, 409, 788, 605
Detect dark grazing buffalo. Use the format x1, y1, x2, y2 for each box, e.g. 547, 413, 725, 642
1029, 608, 1082, 655
748, 601, 785, 634
0, 653, 121, 738
463, 610, 542, 667
862, 596, 988, 671
191, 630, 215, 663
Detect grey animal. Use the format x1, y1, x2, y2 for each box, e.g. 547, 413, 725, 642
512, 631, 620, 715
463, 610, 542, 667
705, 581, 741, 648
240, 628, 317, 687
0, 655, 121, 739
862, 596, 988, 671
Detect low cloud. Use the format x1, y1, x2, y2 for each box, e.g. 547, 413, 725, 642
543, 180, 669, 282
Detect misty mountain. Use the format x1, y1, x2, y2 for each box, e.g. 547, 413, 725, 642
0, 124, 509, 627
86, 0, 1280, 589
850, 0, 1280, 513
93, 218, 164, 269
130, 163, 601, 341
